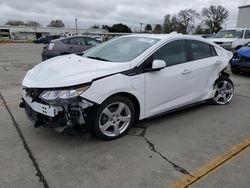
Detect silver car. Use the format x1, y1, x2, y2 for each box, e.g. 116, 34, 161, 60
42, 36, 100, 61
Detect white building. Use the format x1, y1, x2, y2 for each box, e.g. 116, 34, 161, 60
0, 25, 108, 40
237, 5, 250, 28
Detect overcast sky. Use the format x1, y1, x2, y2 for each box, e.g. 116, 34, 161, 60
0, 0, 249, 30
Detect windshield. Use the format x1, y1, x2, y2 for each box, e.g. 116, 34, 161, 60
83, 36, 160, 62
215, 30, 243, 38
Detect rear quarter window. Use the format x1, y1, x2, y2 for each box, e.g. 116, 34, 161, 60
189, 40, 217, 61
61, 39, 69, 44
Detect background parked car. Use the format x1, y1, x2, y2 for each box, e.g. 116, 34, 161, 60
33, 35, 61, 44
209, 28, 250, 51
42, 36, 100, 61
230, 42, 250, 74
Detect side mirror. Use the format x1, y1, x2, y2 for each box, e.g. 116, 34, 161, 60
152, 60, 166, 70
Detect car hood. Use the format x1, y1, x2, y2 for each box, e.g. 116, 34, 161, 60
22, 54, 131, 88
237, 46, 250, 58
209, 38, 236, 43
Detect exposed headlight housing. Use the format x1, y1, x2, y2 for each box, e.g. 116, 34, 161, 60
40, 84, 90, 102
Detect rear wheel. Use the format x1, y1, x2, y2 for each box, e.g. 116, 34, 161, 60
93, 96, 135, 140
212, 77, 234, 105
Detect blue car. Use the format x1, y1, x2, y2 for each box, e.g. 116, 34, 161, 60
230, 42, 250, 74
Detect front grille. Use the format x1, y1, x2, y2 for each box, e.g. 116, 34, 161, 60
242, 56, 250, 62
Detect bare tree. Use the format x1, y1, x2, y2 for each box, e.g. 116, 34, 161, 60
162, 14, 186, 34
200, 5, 229, 34
178, 9, 199, 33
47, 20, 65, 28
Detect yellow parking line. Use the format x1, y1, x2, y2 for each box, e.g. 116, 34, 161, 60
170, 138, 250, 188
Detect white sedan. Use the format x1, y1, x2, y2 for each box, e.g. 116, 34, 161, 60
20, 34, 234, 140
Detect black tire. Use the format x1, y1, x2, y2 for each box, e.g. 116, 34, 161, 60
93, 96, 135, 140
211, 77, 234, 105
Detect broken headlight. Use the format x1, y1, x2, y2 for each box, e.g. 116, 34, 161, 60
40, 84, 90, 102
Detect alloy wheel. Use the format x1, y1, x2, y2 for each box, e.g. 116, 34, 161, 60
213, 80, 234, 105
99, 102, 131, 137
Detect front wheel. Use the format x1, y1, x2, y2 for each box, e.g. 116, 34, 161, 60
93, 96, 135, 140
212, 77, 234, 105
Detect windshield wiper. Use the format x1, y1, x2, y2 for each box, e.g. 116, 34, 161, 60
87, 56, 109, 61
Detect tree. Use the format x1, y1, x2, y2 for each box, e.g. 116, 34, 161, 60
5, 20, 25, 26
178, 9, 199, 33
144, 24, 152, 32
47, 20, 65, 27
200, 5, 229, 34
101, 25, 111, 31
162, 14, 186, 34
109, 23, 132, 33
25, 21, 40, 27
153, 24, 162, 34
91, 24, 100, 29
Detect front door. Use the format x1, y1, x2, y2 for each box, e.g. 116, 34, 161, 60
144, 40, 195, 117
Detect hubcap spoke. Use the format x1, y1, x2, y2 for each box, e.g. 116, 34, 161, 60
215, 94, 222, 101
222, 81, 228, 90
103, 108, 113, 118
113, 124, 120, 136
101, 121, 112, 131
115, 103, 125, 115
225, 88, 233, 94
222, 95, 227, 102
119, 115, 131, 122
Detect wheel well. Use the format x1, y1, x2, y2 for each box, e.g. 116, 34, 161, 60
108, 92, 140, 122
61, 52, 70, 55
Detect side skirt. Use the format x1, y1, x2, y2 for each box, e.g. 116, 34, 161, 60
144, 100, 209, 120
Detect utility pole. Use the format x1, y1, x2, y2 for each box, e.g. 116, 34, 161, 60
139, 23, 143, 32
75, 18, 78, 35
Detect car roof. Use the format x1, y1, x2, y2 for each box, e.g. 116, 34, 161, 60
220, 28, 250, 30
121, 33, 212, 43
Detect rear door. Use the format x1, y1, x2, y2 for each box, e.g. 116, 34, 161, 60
186, 40, 220, 99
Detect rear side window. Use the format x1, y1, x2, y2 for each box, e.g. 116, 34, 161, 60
153, 40, 187, 66
61, 39, 69, 44
85, 38, 100, 46
189, 40, 216, 61
69, 37, 85, 45
244, 30, 250, 39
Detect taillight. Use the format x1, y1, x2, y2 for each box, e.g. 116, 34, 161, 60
48, 43, 55, 50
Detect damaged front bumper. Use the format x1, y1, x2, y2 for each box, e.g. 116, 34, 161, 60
20, 88, 97, 133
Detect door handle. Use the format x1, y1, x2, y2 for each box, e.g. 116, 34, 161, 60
215, 60, 223, 65
181, 69, 192, 75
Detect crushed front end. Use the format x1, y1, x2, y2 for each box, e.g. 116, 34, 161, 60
231, 46, 250, 73
20, 86, 97, 133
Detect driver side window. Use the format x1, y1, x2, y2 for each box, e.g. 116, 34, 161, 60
153, 40, 187, 67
